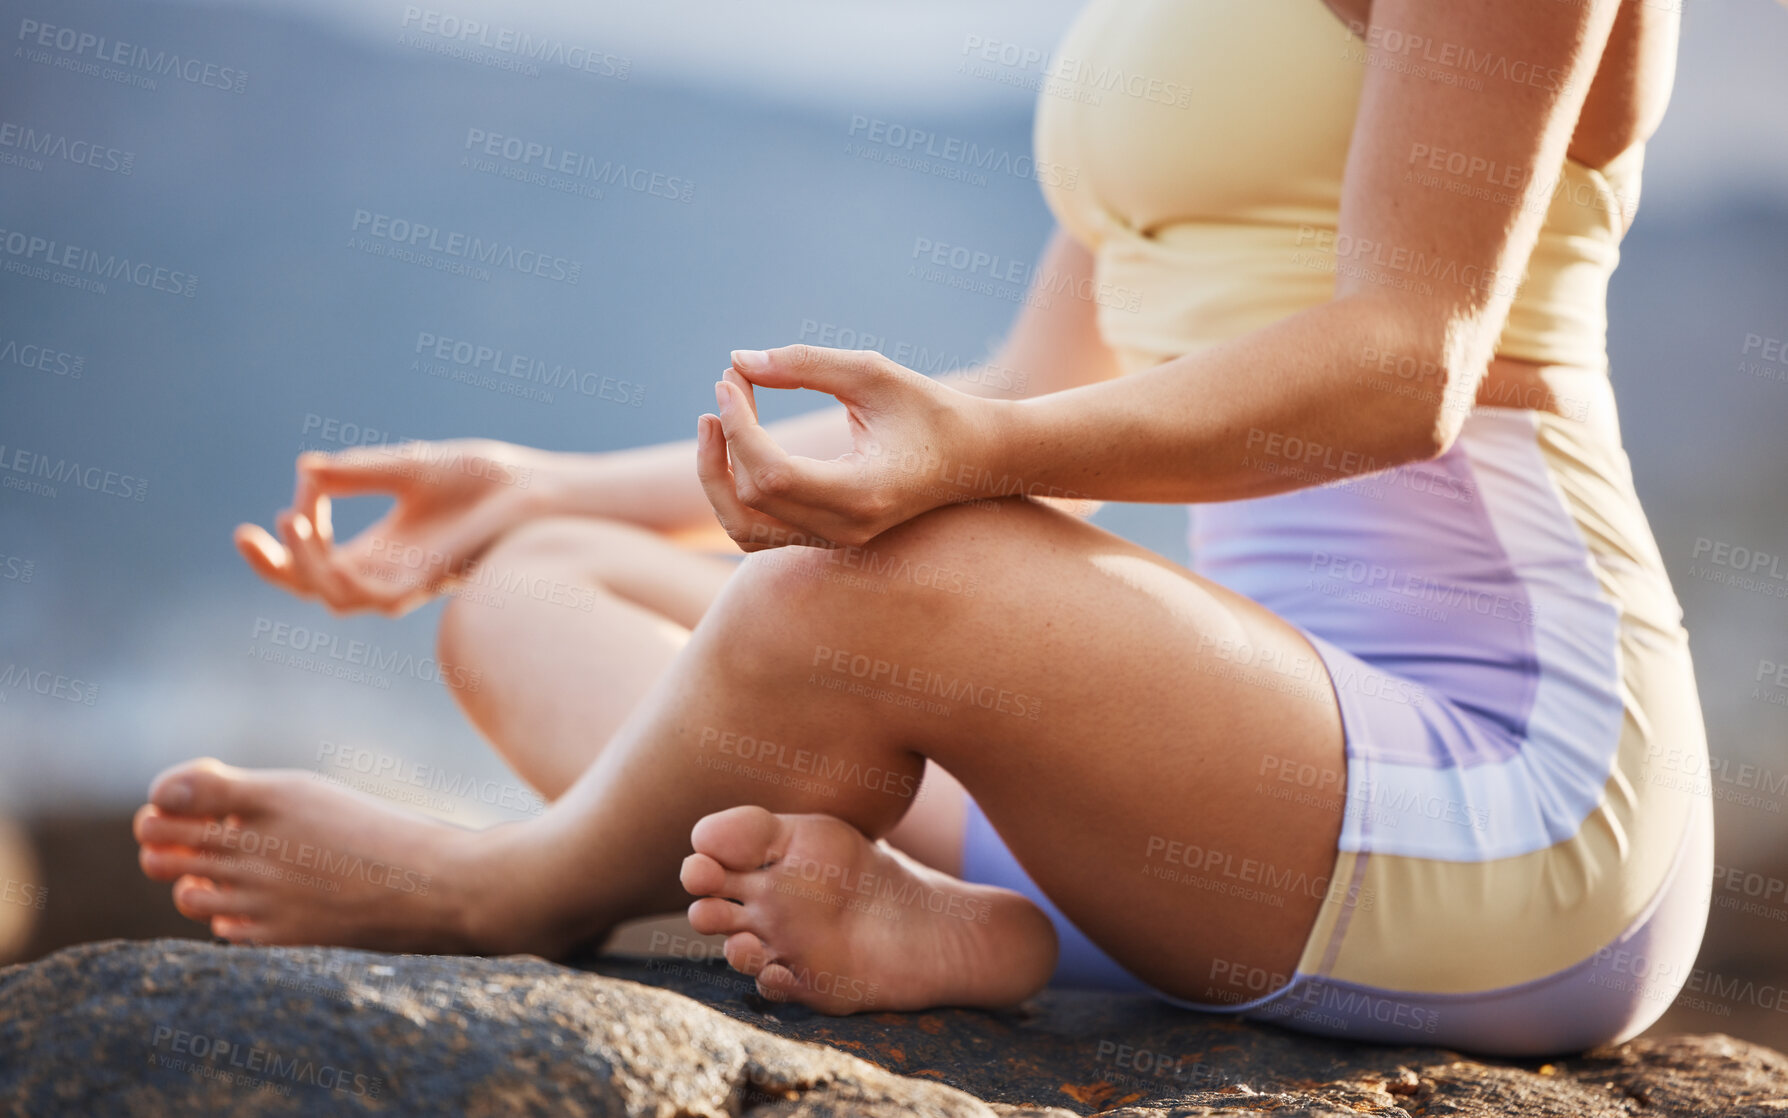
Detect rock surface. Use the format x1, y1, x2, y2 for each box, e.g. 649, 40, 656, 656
3, 940, 1786, 1116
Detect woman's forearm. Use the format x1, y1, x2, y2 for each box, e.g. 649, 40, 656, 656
533, 351, 1080, 539
533, 404, 856, 536
535, 229, 1123, 539
983, 293, 1461, 506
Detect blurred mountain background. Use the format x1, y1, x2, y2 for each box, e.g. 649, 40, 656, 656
1, 0, 1785, 1048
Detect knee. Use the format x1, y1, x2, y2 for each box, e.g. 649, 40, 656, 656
435, 516, 610, 674
702, 497, 1044, 666
479, 515, 624, 571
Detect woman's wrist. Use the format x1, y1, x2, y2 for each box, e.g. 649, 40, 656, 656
526, 443, 715, 533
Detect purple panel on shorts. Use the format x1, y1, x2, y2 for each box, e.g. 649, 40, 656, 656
1191, 439, 1539, 769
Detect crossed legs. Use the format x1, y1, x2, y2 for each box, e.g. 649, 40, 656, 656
135, 498, 1346, 1011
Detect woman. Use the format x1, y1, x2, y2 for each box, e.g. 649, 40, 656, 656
134, 0, 1710, 1055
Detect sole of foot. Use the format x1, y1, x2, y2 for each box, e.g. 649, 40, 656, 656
679, 805, 1056, 1014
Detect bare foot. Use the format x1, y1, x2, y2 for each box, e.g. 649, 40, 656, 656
133, 758, 558, 954
679, 806, 1056, 1014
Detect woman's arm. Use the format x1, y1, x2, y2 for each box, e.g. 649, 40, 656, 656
697, 0, 1635, 550
539, 230, 1120, 540
234, 236, 1120, 608
983, 0, 1625, 503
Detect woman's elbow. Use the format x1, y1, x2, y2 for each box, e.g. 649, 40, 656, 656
1405, 367, 1474, 462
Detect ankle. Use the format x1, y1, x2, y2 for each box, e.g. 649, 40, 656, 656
453, 820, 613, 958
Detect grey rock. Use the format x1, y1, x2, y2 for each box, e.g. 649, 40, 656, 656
2, 939, 1785, 1117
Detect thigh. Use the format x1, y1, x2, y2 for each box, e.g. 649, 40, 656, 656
781, 497, 1349, 1004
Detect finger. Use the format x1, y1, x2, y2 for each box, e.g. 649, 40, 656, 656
276, 510, 338, 604
715, 380, 861, 528
311, 494, 334, 546
730, 345, 903, 402
721, 365, 759, 419
233, 523, 303, 593
292, 514, 369, 610
297, 447, 413, 500
694, 414, 818, 551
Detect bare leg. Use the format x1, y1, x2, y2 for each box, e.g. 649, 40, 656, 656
137, 497, 1344, 1013
437, 514, 966, 866
436, 515, 734, 799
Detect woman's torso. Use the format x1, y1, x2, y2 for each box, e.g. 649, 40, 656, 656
1034, 0, 1679, 427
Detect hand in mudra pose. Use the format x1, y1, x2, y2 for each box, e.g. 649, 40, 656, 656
233, 438, 547, 616
698, 346, 1000, 552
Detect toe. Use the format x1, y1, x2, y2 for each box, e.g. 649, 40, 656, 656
690, 805, 786, 871
687, 896, 749, 937
756, 961, 801, 1004
679, 851, 728, 896
139, 844, 236, 884
149, 758, 264, 818
210, 916, 270, 944
134, 805, 224, 849
679, 852, 765, 902
723, 931, 773, 978
173, 876, 266, 921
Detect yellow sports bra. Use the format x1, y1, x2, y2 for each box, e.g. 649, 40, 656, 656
1035, 0, 1641, 372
